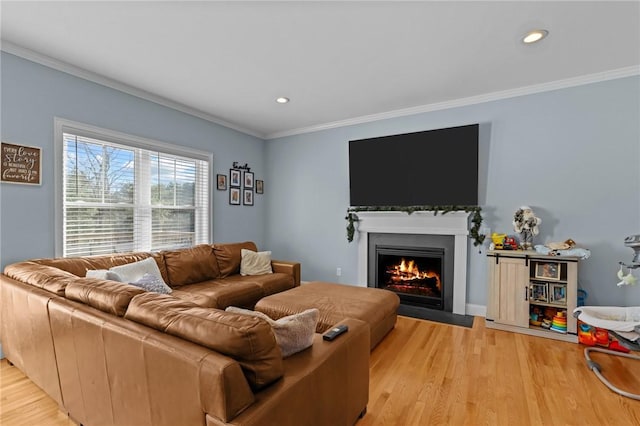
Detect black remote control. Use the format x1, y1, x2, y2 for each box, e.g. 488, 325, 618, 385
323, 324, 349, 341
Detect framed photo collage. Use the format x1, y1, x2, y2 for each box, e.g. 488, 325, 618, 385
218, 168, 263, 206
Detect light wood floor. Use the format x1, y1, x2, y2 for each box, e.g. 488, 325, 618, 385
2, 315, 640, 425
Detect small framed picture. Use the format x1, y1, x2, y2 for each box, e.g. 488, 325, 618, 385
243, 189, 254, 206
256, 179, 264, 194
535, 262, 560, 280
1, 142, 42, 185
229, 187, 241, 205
244, 171, 254, 189
531, 282, 548, 303
230, 169, 241, 187
216, 174, 227, 191
550, 284, 567, 305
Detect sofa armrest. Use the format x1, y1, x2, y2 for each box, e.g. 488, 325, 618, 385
1, 275, 64, 407
207, 317, 370, 426
48, 298, 256, 425
271, 260, 300, 286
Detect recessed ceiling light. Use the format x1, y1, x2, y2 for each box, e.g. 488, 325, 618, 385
523, 29, 549, 44
275, 97, 290, 104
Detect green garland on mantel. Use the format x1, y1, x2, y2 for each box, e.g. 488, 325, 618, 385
345, 206, 485, 247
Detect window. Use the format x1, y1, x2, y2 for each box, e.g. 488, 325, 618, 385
56, 120, 211, 257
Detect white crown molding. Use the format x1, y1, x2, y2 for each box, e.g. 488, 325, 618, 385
4, 41, 637, 142
1, 41, 265, 139
265, 65, 640, 140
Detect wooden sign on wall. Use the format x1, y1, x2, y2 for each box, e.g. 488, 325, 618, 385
1, 142, 42, 185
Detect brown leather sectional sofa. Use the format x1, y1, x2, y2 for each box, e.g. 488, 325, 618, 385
0, 241, 370, 426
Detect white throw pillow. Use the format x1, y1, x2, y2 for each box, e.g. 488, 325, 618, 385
129, 273, 172, 295
226, 306, 319, 357
109, 257, 166, 284
85, 269, 122, 282
240, 249, 273, 276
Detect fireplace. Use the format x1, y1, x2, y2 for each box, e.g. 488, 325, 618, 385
355, 211, 470, 316
368, 233, 454, 313
376, 246, 445, 310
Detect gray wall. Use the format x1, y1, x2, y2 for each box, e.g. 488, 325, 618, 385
1, 52, 268, 271
265, 75, 640, 308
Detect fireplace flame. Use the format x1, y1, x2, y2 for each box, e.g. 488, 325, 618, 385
387, 258, 441, 290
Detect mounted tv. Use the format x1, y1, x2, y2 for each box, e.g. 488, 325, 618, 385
349, 124, 479, 207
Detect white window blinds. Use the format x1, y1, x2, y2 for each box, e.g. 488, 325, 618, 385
62, 132, 209, 257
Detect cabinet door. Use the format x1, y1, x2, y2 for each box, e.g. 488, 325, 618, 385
487, 257, 530, 328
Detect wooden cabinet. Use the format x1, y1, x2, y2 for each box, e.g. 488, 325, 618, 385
486, 251, 579, 343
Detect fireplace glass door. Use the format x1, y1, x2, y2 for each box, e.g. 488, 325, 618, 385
376, 245, 445, 310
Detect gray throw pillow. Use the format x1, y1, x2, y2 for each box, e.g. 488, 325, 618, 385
226, 306, 319, 357
129, 273, 173, 295
110, 257, 165, 284
86, 269, 123, 281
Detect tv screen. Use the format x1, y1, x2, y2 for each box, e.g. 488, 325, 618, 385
349, 124, 479, 207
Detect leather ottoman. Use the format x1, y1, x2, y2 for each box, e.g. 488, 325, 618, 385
255, 281, 400, 350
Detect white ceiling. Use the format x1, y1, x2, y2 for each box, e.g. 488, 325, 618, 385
2, 1, 639, 139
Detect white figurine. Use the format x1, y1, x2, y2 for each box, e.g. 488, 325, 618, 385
513, 206, 541, 250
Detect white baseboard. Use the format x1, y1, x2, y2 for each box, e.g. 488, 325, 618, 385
466, 303, 486, 317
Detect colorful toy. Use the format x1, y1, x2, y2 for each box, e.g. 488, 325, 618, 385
594, 328, 610, 347
578, 322, 597, 346
529, 313, 542, 327
608, 340, 631, 353
491, 233, 506, 249
503, 236, 519, 250
577, 322, 620, 348
550, 311, 567, 333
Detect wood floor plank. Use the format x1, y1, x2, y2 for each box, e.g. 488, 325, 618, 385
2, 315, 640, 425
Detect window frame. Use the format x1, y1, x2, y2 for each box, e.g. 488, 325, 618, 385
54, 118, 213, 257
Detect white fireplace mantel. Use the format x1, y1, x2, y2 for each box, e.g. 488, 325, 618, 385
354, 211, 470, 315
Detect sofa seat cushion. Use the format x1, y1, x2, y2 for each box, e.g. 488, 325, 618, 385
125, 292, 283, 390
214, 241, 258, 278
162, 244, 220, 286
170, 277, 264, 309
245, 273, 296, 296
65, 278, 145, 316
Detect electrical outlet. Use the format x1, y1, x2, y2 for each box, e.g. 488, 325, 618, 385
336, 267, 342, 277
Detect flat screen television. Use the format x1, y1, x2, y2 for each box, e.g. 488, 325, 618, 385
349, 124, 479, 207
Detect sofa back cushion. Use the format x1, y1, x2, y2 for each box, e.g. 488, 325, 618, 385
214, 241, 258, 278
4, 261, 78, 296
65, 278, 145, 316
162, 244, 220, 286
125, 292, 283, 390
36, 252, 169, 284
